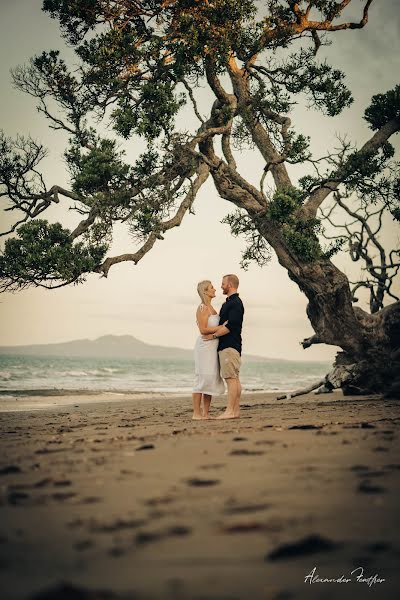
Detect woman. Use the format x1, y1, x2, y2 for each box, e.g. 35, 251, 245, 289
192, 280, 227, 420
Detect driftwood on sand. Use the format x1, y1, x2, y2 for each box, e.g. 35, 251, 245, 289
276, 378, 329, 401
275, 361, 361, 401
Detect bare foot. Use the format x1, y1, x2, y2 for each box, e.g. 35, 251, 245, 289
192, 413, 204, 420
215, 412, 239, 420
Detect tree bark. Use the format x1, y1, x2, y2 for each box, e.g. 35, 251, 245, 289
263, 228, 400, 398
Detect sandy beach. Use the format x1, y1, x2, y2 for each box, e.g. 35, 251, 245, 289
0, 390, 399, 600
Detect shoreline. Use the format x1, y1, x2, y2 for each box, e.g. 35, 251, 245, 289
0, 387, 359, 414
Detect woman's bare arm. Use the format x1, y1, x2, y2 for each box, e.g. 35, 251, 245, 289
202, 324, 230, 340
196, 305, 227, 334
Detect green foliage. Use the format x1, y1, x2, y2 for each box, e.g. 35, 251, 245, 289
232, 117, 255, 151
382, 173, 400, 221
266, 187, 324, 262
364, 85, 400, 131
223, 186, 343, 265
1, 0, 395, 290
267, 49, 353, 117
33, 50, 78, 107
42, 0, 101, 44
338, 143, 395, 194
221, 210, 272, 270
223, 186, 326, 265
65, 138, 130, 197
285, 133, 310, 162
249, 75, 292, 117
0, 220, 108, 290
282, 216, 323, 263
166, 0, 257, 69
321, 237, 346, 260
131, 148, 160, 182
267, 187, 305, 224
298, 174, 320, 193
112, 81, 185, 141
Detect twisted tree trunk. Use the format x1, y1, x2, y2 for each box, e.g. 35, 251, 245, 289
294, 262, 400, 397
260, 222, 400, 398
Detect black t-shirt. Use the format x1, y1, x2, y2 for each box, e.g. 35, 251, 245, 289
218, 293, 244, 355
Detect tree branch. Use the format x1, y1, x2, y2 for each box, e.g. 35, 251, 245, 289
94, 161, 210, 277
227, 61, 293, 189
303, 116, 400, 216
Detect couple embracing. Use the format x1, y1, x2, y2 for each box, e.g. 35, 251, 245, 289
192, 274, 244, 420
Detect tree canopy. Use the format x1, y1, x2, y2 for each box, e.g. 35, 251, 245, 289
2, 0, 398, 293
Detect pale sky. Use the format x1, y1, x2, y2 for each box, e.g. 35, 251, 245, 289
0, 1, 399, 360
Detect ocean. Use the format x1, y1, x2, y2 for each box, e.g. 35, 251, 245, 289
0, 354, 332, 395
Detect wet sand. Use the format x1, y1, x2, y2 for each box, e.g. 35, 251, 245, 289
0, 390, 399, 599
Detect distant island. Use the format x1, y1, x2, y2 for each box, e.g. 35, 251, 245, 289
0, 334, 281, 362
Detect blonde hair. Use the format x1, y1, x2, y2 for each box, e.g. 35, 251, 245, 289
223, 274, 239, 289
197, 280, 212, 305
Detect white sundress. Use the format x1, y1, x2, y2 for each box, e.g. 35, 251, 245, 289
193, 313, 225, 396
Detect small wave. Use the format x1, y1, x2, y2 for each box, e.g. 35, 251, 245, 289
61, 370, 90, 377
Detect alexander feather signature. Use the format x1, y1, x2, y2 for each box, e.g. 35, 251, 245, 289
304, 566, 385, 587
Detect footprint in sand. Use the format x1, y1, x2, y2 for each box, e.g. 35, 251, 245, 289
355, 469, 387, 479
144, 496, 175, 507
229, 449, 264, 456
89, 518, 147, 533
0, 465, 22, 475
78, 496, 102, 504
135, 525, 192, 546
74, 539, 94, 551
365, 541, 392, 553
166, 525, 191, 537
7, 491, 30, 506
108, 546, 126, 557
255, 440, 277, 446
288, 424, 323, 430
358, 480, 386, 494
52, 492, 77, 501
8, 478, 52, 490
385, 463, 400, 470
185, 477, 220, 487
35, 447, 66, 455
135, 530, 163, 545
221, 521, 265, 533
223, 502, 271, 515
266, 534, 342, 561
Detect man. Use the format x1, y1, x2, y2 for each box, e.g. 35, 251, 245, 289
203, 274, 244, 419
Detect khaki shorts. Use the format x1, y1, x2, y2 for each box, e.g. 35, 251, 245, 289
219, 348, 241, 379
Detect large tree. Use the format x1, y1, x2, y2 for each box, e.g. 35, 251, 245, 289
1, 0, 399, 396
